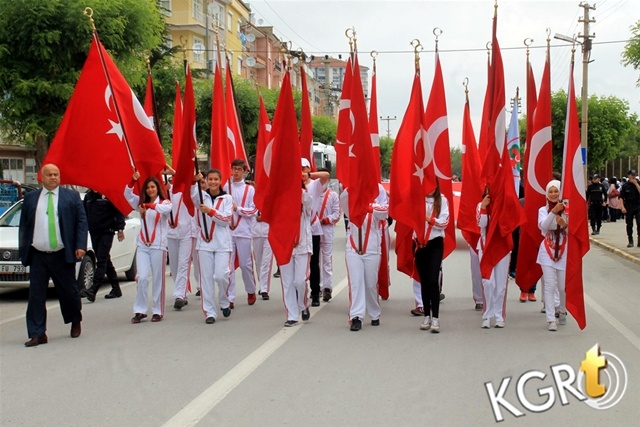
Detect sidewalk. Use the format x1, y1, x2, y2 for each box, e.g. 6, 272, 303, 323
589, 219, 640, 265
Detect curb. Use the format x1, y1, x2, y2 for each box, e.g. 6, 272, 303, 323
589, 237, 640, 266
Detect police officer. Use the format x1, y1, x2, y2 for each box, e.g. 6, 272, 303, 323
620, 169, 640, 247
586, 174, 607, 235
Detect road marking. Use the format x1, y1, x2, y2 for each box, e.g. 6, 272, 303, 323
162, 275, 349, 427
585, 293, 640, 353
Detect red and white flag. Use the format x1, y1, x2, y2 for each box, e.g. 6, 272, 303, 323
210, 61, 231, 182
43, 34, 166, 215
561, 58, 589, 330
335, 57, 353, 187
253, 93, 272, 212
424, 52, 456, 258
225, 61, 248, 163
299, 68, 316, 171
478, 55, 492, 165
369, 64, 382, 182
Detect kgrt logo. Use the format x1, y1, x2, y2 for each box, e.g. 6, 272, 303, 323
485, 344, 627, 422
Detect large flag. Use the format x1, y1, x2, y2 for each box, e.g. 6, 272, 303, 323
561, 58, 589, 330
516, 49, 552, 292
225, 61, 248, 163
369, 63, 382, 182
478, 53, 492, 165
253, 93, 272, 212
424, 52, 456, 258
346, 56, 379, 228
299, 68, 316, 171
506, 92, 521, 195
335, 57, 353, 187
457, 94, 483, 250
211, 61, 231, 182
170, 80, 183, 170
171, 65, 197, 216
43, 34, 166, 215
261, 70, 302, 265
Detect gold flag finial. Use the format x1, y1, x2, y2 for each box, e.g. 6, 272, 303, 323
410, 39, 422, 72
83, 7, 96, 31
433, 27, 442, 53
463, 77, 470, 102
370, 50, 378, 73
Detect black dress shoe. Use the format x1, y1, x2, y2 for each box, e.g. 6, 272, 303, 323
301, 308, 310, 321
25, 334, 48, 347
371, 319, 380, 326
70, 321, 81, 338
350, 317, 362, 331
105, 287, 122, 299
311, 298, 320, 307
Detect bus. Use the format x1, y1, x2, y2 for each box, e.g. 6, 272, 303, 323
313, 142, 336, 178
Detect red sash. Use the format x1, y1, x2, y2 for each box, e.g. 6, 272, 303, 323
349, 212, 373, 254
200, 198, 224, 242
230, 185, 249, 230
141, 208, 162, 246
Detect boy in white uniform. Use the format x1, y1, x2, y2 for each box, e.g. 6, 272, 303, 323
316, 174, 340, 302
252, 213, 273, 300
167, 184, 195, 310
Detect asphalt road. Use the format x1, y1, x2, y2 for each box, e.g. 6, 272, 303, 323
1, 223, 639, 426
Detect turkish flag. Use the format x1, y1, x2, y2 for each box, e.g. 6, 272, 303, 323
261, 70, 302, 265
516, 51, 552, 291
172, 65, 197, 216
457, 96, 482, 250
299, 68, 316, 171
43, 34, 166, 215
335, 57, 353, 187
253, 93, 272, 212
561, 59, 589, 330
225, 61, 247, 163
425, 53, 456, 258
170, 81, 183, 171
478, 56, 492, 166
394, 221, 419, 282
346, 56, 378, 228
369, 67, 382, 182
210, 62, 231, 183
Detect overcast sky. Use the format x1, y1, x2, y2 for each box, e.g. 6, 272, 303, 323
249, 0, 639, 147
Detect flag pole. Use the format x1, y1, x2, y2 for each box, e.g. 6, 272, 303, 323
83, 7, 151, 244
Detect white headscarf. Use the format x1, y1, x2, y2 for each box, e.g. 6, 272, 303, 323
546, 180, 561, 195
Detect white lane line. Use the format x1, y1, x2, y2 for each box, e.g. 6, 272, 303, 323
585, 293, 640, 353
162, 276, 349, 427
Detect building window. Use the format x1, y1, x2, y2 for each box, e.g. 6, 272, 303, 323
166, 34, 173, 49
227, 12, 233, 33
193, 36, 204, 63
237, 56, 243, 75
160, 0, 171, 16
1, 157, 24, 181
237, 19, 242, 34
193, 0, 203, 21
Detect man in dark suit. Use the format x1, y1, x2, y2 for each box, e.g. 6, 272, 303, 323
19, 163, 88, 347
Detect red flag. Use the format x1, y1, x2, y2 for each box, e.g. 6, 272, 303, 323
369, 65, 382, 182
299, 68, 316, 171
253, 93, 272, 212
335, 57, 353, 187
347, 56, 379, 228
261, 70, 302, 265
43, 34, 166, 215
143, 73, 155, 127
478, 54, 492, 165
225, 61, 248, 163
171, 65, 197, 216
425, 52, 456, 258
457, 95, 483, 250
561, 58, 589, 330
516, 49, 552, 291
170, 80, 183, 169
211, 62, 231, 182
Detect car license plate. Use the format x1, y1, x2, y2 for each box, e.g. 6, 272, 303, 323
0, 264, 26, 273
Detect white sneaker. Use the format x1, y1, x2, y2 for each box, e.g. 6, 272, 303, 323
548, 321, 558, 331
430, 318, 440, 333
420, 316, 432, 330
481, 319, 491, 329
558, 312, 567, 325
495, 320, 505, 328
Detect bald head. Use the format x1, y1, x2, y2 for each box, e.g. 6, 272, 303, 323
41, 164, 60, 191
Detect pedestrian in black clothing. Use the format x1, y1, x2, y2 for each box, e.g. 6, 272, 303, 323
620, 169, 640, 248
80, 190, 126, 301
586, 174, 607, 235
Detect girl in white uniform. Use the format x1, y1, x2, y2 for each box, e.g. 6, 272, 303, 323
317, 182, 340, 301
125, 173, 172, 323
280, 189, 313, 327
340, 187, 389, 331
192, 169, 233, 324
252, 214, 273, 300
536, 180, 568, 331
167, 187, 195, 309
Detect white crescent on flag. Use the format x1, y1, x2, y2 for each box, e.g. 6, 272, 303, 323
227, 126, 237, 157
131, 89, 154, 131
264, 138, 274, 177
426, 115, 451, 180
527, 126, 552, 195
412, 126, 430, 183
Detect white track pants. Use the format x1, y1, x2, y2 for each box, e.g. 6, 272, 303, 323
346, 252, 381, 321
413, 279, 423, 308
469, 247, 483, 305
541, 265, 566, 322
133, 246, 166, 316
168, 236, 194, 300
228, 237, 256, 301
280, 253, 310, 321
252, 236, 273, 294
320, 232, 334, 290
481, 254, 510, 322
198, 250, 231, 319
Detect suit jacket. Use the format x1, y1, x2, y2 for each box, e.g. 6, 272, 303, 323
19, 187, 89, 266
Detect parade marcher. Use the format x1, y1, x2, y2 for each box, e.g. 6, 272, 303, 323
81, 190, 126, 302
415, 183, 449, 333
125, 173, 172, 323
223, 158, 258, 307
192, 169, 233, 324
316, 170, 340, 302
469, 246, 484, 311
280, 183, 313, 327
302, 159, 331, 307
536, 180, 568, 331
166, 182, 195, 310
410, 279, 424, 316
607, 177, 622, 222
620, 169, 640, 248
586, 174, 607, 235
193, 178, 208, 297
252, 212, 273, 300
477, 187, 510, 329
340, 186, 389, 331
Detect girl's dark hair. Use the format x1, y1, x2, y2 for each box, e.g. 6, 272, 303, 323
431, 180, 442, 218
143, 176, 165, 203
207, 168, 222, 179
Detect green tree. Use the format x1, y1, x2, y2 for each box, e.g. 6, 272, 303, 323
311, 115, 337, 145
622, 20, 640, 87
450, 146, 462, 179
380, 136, 394, 178
0, 0, 165, 167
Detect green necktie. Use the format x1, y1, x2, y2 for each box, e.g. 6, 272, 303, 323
47, 191, 58, 250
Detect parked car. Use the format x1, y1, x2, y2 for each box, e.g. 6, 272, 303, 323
0, 180, 37, 215
0, 197, 139, 289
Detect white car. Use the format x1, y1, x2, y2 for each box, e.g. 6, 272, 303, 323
0, 198, 139, 290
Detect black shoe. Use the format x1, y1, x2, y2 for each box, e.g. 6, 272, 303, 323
284, 320, 298, 327
627, 241, 634, 248
205, 317, 216, 324
81, 285, 98, 302
195, 289, 201, 297
439, 293, 445, 301
174, 298, 185, 310
301, 308, 310, 321
474, 303, 483, 311
371, 319, 380, 326
222, 307, 231, 318
261, 292, 270, 300
273, 271, 281, 278
350, 317, 362, 331
322, 288, 332, 302
105, 287, 122, 299
311, 298, 320, 307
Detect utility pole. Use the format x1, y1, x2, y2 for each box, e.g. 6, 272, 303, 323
578, 2, 595, 180
322, 55, 333, 117
379, 115, 396, 138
